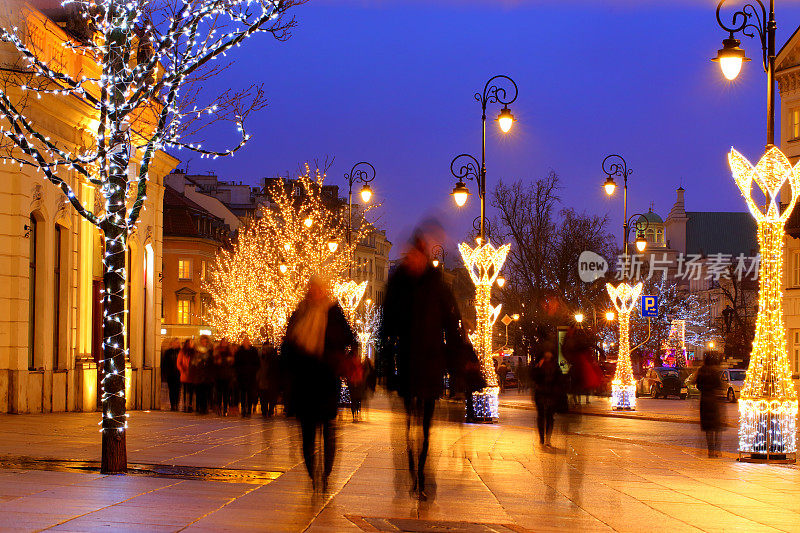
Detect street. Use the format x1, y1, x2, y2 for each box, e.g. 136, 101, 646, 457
0, 393, 796, 532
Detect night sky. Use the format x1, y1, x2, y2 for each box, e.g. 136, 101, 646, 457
179, 0, 800, 259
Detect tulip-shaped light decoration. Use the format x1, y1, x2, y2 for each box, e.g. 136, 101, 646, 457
728, 147, 800, 460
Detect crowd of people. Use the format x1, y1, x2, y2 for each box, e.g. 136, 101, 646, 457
160, 335, 281, 417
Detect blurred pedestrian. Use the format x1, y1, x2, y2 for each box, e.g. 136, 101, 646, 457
214, 338, 235, 416
531, 350, 563, 447
380, 230, 470, 501
235, 336, 260, 417
177, 338, 196, 413
258, 341, 279, 418
283, 277, 357, 492
346, 356, 365, 422
496, 360, 508, 393
697, 353, 724, 457
195, 335, 214, 414
161, 339, 181, 411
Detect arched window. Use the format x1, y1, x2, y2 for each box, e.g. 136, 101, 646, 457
646, 228, 655, 242
656, 228, 664, 244
28, 215, 37, 370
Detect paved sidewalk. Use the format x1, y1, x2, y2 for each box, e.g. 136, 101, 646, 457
0, 395, 797, 532
498, 392, 740, 427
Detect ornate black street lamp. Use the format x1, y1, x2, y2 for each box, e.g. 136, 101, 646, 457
344, 161, 376, 278
601, 154, 649, 258
450, 75, 518, 241
712, 0, 776, 145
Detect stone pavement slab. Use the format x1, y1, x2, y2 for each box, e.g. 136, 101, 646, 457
0, 394, 796, 531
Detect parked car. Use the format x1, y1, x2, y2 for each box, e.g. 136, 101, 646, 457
635, 367, 688, 399
503, 371, 518, 389
721, 368, 746, 402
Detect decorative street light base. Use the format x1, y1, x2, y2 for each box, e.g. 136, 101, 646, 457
611, 384, 636, 411
738, 400, 797, 463
468, 387, 499, 421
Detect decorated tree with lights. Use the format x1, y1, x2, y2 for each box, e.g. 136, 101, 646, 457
205, 165, 369, 345
0, 0, 304, 472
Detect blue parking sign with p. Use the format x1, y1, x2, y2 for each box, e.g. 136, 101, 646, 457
641, 295, 658, 317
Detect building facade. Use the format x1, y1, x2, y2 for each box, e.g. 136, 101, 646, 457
161, 186, 237, 340
774, 30, 800, 377
0, 2, 177, 412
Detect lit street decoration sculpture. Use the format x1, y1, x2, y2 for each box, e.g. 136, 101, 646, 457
334, 280, 368, 326
606, 281, 643, 410
459, 241, 510, 419
728, 147, 799, 461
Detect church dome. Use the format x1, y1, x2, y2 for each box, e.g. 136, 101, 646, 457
637, 209, 663, 226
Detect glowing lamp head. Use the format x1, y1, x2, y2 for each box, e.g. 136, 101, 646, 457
574, 312, 584, 324
432, 259, 439, 268
303, 217, 313, 228
712, 36, 750, 81
497, 276, 506, 288
327, 240, 338, 253
603, 176, 617, 196
452, 180, 471, 207
360, 184, 373, 203
497, 105, 515, 133
635, 232, 647, 252
366, 299, 372, 306
512, 313, 520, 320
279, 264, 287, 274
709, 341, 715, 349
605, 311, 615, 321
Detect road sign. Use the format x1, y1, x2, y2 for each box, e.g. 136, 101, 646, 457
501, 314, 513, 326
641, 295, 658, 318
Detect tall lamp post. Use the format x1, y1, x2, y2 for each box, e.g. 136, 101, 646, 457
450, 75, 518, 240
450, 75, 518, 422
712, 0, 798, 462
601, 154, 650, 261
344, 161, 376, 278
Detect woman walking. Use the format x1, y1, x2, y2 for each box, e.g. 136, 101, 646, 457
531, 350, 563, 448
283, 278, 356, 492
697, 353, 724, 457
161, 339, 181, 411
214, 338, 235, 416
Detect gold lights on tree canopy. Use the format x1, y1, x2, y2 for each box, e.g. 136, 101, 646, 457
606, 281, 643, 410
728, 147, 799, 459
205, 165, 369, 345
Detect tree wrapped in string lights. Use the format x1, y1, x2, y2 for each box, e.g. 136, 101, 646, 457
728, 147, 799, 461
459, 240, 510, 420
205, 166, 365, 345
355, 299, 381, 359
606, 281, 643, 410
0, 0, 303, 473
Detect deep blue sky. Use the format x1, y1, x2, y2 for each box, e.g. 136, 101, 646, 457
181, 0, 800, 259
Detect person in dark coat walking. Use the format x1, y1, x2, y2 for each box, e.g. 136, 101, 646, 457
258, 342, 279, 418
161, 339, 181, 411
531, 350, 563, 447
234, 337, 260, 417
283, 278, 357, 492
177, 339, 196, 413
697, 353, 724, 457
213, 338, 235, 416
380, 230, 467, 500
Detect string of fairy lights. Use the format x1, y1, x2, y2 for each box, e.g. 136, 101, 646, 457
606, 281, 642, 410
0, 0, 297, 448
728, 147, 799, 457
204, 166, 370, 345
